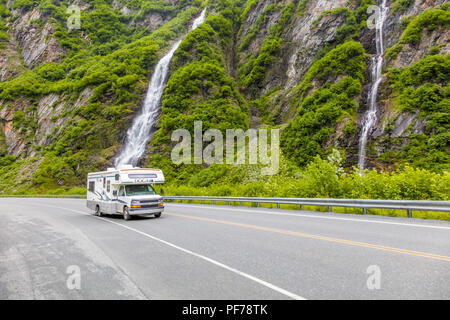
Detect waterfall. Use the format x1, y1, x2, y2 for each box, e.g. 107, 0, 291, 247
115, 9, 206, 168
358, 0, 389, 171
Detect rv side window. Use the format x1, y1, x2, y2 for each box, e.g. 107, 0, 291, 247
103, 178, 106, 188
88, 181, 95, 192
119, 186, 125, 197
107, 180, 110, 192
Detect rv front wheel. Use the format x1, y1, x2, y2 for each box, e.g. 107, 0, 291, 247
154, 213, 161, 218
123, 207, 131, 221
95, 205, 102, 217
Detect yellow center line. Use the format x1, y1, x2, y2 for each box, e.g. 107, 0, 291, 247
165, 212, 450, 262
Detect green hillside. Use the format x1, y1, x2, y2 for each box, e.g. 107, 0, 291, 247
0, 0, 448, 204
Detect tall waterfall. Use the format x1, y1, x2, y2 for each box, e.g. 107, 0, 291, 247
358, 0, 389, 171
115, 9, 206, 167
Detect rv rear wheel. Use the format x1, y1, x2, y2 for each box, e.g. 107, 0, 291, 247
95, 205, 102, 217
123, 207, 131, 221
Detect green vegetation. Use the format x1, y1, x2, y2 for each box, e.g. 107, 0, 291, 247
297, 0, 310, 16
382, 54, 449, 172
0, 0, 10, 46
168, 157, 449, 201
162, 153, 450, 220
0, 0, 448, 218
238, 3, 276, 52
282, 41, 366, 166
0, 0, 201, 190
311, 8, 353, 30
391, 0, 414, 14
401, 6, 450, 45
238, 1, 296, 92
386, 5, 450, 60
150, 0, 249, 175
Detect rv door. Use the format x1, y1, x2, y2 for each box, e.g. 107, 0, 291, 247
115, 185, 126, 213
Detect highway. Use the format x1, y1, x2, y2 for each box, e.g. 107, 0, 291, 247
0, 198, 449, 300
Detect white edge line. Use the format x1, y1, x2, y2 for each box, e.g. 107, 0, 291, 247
44, 205, 306, 300
166, 204, 450, 230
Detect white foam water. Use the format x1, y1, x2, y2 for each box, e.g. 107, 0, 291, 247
358, 0, 389, 171
115, 9, 206, 167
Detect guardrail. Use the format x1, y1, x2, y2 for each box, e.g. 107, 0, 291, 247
1, 195, 449, 218
162, 196, 450, 218
0, 195, 86, 198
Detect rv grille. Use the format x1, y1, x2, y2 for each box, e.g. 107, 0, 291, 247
140, 200, 159, 204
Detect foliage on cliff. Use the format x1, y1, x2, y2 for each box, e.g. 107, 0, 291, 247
0, 0, 448, 201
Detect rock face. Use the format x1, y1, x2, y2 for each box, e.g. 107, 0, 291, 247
367, 0, 448, 169
0, 42, 23, 81
284, 0, 349, 89
0, 5, 65, 157
0, 0, 447, 191
390, 27, 449, 68
8, 7, 65, 68
0, 97, 28, 155
239, 0, 447, 170
0, 1, 174, 160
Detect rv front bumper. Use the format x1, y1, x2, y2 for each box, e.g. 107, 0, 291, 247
129, 207, 164, 216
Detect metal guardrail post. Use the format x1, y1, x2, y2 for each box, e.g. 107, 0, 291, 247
407, 209, 412, 218
363, 208, 367, 215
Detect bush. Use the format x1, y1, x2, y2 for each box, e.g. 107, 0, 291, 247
163, 155, 450, 207
392, 0, 414, 14
400, 7, 450, 45
0, 155, 16, 167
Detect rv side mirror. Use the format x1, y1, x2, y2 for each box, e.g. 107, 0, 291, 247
160, 188, 164, 195
113, 190, 117, 197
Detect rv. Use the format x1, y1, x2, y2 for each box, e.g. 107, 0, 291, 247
86, 165, 165, 220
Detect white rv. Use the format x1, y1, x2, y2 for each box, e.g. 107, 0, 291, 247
86, 165, 165, 220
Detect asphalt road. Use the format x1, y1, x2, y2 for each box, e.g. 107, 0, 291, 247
0, 198, 449, 300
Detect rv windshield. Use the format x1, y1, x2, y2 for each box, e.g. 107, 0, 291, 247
125, 184, 156, 196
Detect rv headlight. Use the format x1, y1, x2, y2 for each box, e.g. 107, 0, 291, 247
158, 201, 164, 207
130, 200, 141, 208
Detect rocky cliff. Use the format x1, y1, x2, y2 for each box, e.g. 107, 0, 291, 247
0, 0, 448, 193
